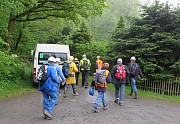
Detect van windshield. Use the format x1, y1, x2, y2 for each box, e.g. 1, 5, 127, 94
38, 52, 67, 65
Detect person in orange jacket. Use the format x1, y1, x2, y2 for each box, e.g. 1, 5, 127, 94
96, 56, 103, 70
91, 62, 111, 113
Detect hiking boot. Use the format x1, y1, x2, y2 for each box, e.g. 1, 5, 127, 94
103, 105, 108, 110
43, 110, 52, 119
73, 88, 78, 96
44, 115, 52, 120
92, 106, 99, 113
64, 88, 68, 98
135, 93, 138, 99
118, 101, 123, 106
114, 99, 119, 104
129, 93, 133, 96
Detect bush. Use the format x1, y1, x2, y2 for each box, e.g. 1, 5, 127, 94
0, 51, 32, 90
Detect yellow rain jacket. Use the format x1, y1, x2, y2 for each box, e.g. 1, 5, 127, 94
66, 61, 78, 84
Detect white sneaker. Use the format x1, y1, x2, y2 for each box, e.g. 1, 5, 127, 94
73, 93, 78, 96
92, 107, 99, 113
43, 110, 52, 119
103, 105, 108, 110
118, 101, 123, 106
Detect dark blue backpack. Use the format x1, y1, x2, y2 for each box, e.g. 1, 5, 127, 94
62, 62, 75, 78
62, 62, 70, 78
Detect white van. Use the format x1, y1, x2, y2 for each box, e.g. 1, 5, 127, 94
32, 44, 70, 86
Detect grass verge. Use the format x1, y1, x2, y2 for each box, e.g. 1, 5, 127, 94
0, 81, 36, 100
107, 83, 180, 103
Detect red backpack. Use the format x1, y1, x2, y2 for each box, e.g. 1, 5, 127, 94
115, 65, 126, 80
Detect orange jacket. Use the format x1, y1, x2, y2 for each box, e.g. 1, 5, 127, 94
96, 59, 103, 69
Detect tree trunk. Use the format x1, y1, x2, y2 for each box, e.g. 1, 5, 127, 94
14, 32, 22, 50
7, 13, 15, 50
14, 14, 30, 51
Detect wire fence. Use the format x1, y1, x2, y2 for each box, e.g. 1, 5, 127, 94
136, 77, 180, 96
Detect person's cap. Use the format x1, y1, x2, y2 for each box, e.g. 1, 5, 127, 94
117, 58, 122, 62
82, 54, 86, 58
97, 56, 100, 59
48, 56, 56, 62
130, 56, 136, 61
69, 56, 74, 60
74, 58, 78, 61
55, 58, 61, 62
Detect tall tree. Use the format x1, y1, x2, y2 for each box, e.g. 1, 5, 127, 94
89, 0, 139, 41
111, 1, 180, 79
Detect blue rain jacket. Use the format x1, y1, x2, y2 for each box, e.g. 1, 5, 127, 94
43, 63, 60, 92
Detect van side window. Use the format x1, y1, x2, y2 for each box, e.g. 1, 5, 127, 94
38, 52, 67, 65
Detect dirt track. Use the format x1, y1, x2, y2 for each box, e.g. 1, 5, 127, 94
0, 86, 180, 124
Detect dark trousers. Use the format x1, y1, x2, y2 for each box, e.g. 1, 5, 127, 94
81, 70, 89, 87
75, 72, 80, 85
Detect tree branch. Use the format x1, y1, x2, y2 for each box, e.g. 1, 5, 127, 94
12, 1, 47, 21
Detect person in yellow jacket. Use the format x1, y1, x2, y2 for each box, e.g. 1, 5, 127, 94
96, 56, 103, 70
64, 56, 79, 98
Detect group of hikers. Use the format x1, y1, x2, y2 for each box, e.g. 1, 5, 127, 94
38, 55, 143, 120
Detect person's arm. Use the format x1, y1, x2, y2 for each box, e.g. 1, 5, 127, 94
58, 66, 66, 83
73, 63, 78, 73
111, 65, 116, 78
106, 71, 112, 83
88, 59, 91, 68
79, 60, 83, 70
96, 61, 98, 69
91, 80, 95, 87
138, 64, 143, 78
105, 70, 111, 83
125, 65, 130, 83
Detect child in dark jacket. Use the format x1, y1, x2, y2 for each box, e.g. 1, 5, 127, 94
91, 63, 111, 113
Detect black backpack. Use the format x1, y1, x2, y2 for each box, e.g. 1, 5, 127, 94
82, 60, 90, 70
129, 63, 138, 75
37, 64, 47, 82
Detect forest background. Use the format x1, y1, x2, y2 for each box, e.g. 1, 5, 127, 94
0, 0, 179, 92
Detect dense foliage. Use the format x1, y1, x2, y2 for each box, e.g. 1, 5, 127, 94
111, 1, 180, 79
0, 51, 32, 90
0, 0, 107, 51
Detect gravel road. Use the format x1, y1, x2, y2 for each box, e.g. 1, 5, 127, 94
0, 86, 180, 124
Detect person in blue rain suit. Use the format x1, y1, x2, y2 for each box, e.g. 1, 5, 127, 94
54, 57, 66, 102
42, 56, 65, 120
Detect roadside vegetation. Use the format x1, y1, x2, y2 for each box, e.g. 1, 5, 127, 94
0, 51, 35, 100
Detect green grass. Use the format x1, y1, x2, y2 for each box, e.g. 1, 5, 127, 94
0, 81, 36, 100
107, 83, 180, 103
